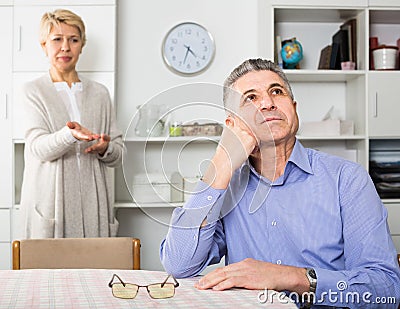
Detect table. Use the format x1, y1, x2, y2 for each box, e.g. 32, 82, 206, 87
0, 269, 297, 308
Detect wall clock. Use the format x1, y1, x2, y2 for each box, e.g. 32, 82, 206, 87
162, 22, 215, 75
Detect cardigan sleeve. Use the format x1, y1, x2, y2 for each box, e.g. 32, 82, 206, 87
23, 78, 78, 162
93, 81, 124, 168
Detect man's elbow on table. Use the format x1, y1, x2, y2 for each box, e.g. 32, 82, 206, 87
160, 239, 202, 279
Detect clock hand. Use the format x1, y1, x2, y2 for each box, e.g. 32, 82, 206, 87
184, 44, 198, 58
183, 45, 190, 64
188, 48, 198, 58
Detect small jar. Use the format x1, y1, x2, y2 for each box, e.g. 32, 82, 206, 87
372, 45, 399, 70
169, 122, 182, 137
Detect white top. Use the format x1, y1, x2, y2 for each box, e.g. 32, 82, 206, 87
54, 81, 83, 123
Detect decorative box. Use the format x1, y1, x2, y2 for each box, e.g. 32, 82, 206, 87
181, 122, 223, 136
132, 173, 172, 203
298, 119, 354, 136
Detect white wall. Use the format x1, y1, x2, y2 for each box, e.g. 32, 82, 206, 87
116, 0, 261, 132
115, 0, 261, 271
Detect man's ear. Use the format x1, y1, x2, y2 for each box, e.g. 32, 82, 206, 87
225, 115, 234, 127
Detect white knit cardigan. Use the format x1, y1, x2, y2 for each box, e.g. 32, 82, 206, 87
20, 73, 124, 238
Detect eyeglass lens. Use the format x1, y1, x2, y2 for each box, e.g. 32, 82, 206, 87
147, 283, 175, 299
112, 283, 139, 299
112, 282, 175, 299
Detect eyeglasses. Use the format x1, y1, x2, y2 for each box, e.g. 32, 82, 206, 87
108, 274, 179, 299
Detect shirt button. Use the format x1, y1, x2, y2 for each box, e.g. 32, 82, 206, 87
271, 220, 277, 226
206, 195, 212, 201
276, 260, 282, 265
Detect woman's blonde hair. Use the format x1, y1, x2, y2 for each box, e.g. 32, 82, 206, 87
39, 9, 86, 47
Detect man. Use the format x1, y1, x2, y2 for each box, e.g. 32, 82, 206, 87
160, 59, 400, 308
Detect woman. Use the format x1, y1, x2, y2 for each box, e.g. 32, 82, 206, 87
20, 9, 123, 238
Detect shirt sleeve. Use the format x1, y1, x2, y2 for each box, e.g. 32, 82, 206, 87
312, 164, 400, 307
160, 181, 227, 278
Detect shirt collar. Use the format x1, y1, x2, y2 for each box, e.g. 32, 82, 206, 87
288, 140, 313, 175
243, 139, 314, 181
53, 81, 83, 92
48, 71, 83, 92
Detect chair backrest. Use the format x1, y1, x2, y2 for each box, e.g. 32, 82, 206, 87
12, 237, 140, 270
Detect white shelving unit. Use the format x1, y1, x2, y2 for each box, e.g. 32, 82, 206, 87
367, 6, 400, 251
271, 6, 368, 168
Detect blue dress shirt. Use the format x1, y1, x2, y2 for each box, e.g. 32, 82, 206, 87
160, 140, 400, 308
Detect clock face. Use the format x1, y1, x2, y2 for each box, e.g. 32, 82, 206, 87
162, 22, 215, 75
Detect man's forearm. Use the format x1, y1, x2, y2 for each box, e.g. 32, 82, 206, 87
160, 182, 227, 277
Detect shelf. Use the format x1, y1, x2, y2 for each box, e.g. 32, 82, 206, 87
382, 199, 400, 204
369, 136, 400, 140
114, 202, 183, 208
368, 70, 400, 74
370, 9, 400, 24
284, 70, 365, 82
274, 8, 362, 23
123, 136, 221, 143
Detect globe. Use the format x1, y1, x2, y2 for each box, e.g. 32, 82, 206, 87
281, 40, 303, 69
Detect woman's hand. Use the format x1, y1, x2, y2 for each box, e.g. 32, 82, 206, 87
84, 133, 110, 156
67, 121, 110, 155
67, 121, 99, 141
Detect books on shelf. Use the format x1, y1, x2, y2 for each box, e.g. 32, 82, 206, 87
330, 42, 341, 70
275, 35, 283, 68
340, 18, 357, 68
318, 45, 332, 69
332, 29, 349, 69
318, 18, 357, 70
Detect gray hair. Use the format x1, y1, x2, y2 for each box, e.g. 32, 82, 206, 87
223, 59, 294, 106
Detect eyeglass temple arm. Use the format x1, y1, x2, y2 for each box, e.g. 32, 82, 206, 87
161, 275, 180, 288
108, 274, 126, 288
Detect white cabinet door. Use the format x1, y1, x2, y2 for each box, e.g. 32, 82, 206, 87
11, 207, 22, 242
386, 203, 400, 235
0, 209, 11, 242
386, 203, 400, 252
0, 243, 10, 270
0, 209, 11, 270
0, 6, 13, 207
368, 73, 400, 137
13, 5, 115, 72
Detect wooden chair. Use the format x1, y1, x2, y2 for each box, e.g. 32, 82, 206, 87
12, 237, 140, 270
